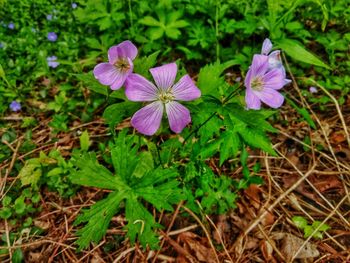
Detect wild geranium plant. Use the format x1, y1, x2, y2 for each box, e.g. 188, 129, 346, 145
71, 39, 289, 249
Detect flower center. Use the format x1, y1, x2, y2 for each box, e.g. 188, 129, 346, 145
158, 90, 175, 104
251, 77, 264, 91
114, 58, 130, 73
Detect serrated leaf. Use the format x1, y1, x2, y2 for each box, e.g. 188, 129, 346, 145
19, 163, 42, 188
70, 152, 129, 190
125, 194, 160, 249
74, 191, 125, 251
276, 38, 331, 69
292, 216, 308, 229
132, 152, 154, 178
197, 60, 239, 97
238, 126, 277, 156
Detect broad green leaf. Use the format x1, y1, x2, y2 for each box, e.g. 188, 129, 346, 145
276, 38, 331, 69
139, 16, 162, 26
79, 130, 90, 151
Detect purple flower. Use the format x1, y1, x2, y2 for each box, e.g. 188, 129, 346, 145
261, 38, 291, 85
8, 23, 14, 29
245, 55, 286, 110
309, 86, 318, 93
47, 14, 53, 20
72, 2, 78, 8
93, 40, 137, 90
47, 56, 59, 68
10, 101, 21, 112
125, 63, 201, 136
47, 32, 57, 42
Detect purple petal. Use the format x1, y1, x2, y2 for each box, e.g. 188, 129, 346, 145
309, 86, 318, 93
244, 66, 254, 89
261, 68, 285, 90
172, 74, 201, 101
125, 73, 158, 101
93, 63, 127, 90
150, 63, 177, 90
250, 54, 269, 77
257, 88, 284, 108
268, 50, 282, 70
165, 101, 191, 133
108, 40, 138, 64
261, 38, 273, 55
245, 88, 261, 110
131, 101, 164, 136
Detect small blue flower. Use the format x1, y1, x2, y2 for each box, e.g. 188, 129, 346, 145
10, 101, 21, 112
0, 42, 4, 48
72, 2, 78, 9
47, 32, 57, 42
8, 22, 14, 29
309, 86, 318, 94
47, 14, 53, 20
47, 56, 59, 68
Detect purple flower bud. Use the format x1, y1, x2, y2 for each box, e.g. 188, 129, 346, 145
309, 86, 318, 93
47, 14, 53, 20
47, 32, 57, 42
8, 23, 14, 29
10, 101, 21, 112
47, 56, 59, 68
72, 2, 78, 8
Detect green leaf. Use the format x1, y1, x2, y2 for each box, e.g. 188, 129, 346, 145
303, 225, 315, 238
125, 194, 160, 249
285, 97, 316, 129
79, 131, 91, 151
197, 60, 239, 97
12, 249, 24, 263
276, 38, 331, 69
139, 16, 162, 27
134, 51, 161, 77
238, 126, 277, 156
132, 152, 154, 178
312, 221, 330, 232
74, 191, 125, 251
70, 152, 129, 190
102, 101, 139, 129
292, 216, 308, 229
148, 27, 164, 40
19, 163, 42, 188
75, 72, 108, 96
